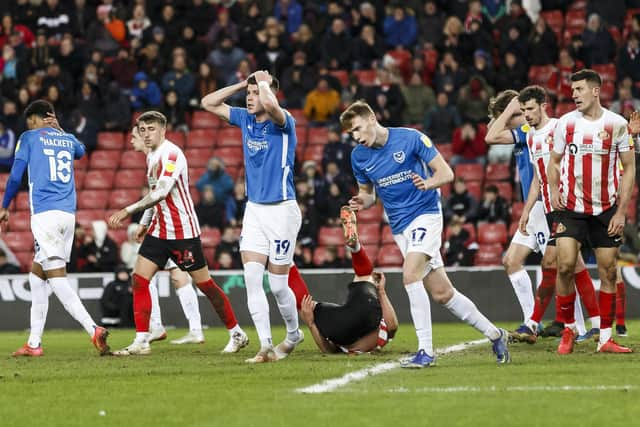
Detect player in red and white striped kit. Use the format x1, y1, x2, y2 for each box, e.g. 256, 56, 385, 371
108, 111, 247, 355
514, 86, 600, 344
547, 70, 635, 354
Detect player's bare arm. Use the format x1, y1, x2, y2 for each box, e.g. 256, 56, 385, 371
412, 154, 454, 191
547, 151, 565, 211
108, 179, 174, 228
609, 149, 636, 236
485, 97, 522, 145
200, 80, 247, 122
348, 183, 375, 211
253, 70, 286, 126
629, 111, 640, 135
373, 272, 398, 337
300, 295, 338, 353
519, 173, 541, 235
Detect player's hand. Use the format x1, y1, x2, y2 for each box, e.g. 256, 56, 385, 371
412, 173, 430, 191
372, 271, 386, 292
607, 211, 625, 237
518, 210, 530, 235
629, 111, 640, 135
550, 191, 565, 211
108, 209, 130, 228
300, 294, 316, 325
135, 224, 148, 243
0, 208, 9, 228
43, 112, 63, 131
506, 96, 522, 113
348, 195, 365, 211
252, 70, 272, 85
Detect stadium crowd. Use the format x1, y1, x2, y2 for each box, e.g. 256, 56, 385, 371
0, 0, 639, 271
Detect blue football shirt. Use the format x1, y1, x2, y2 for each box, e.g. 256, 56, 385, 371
352, 128, 441, 234
229, 107, 297, 203
511, 125, 534, 201
14, 127, 85, 215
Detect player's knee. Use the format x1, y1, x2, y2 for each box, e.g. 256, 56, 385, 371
501, 252, 520, 273
431, 286, 454, 305
598, 264, 617, 286
556, 261, 575, 278
243, 262, 265, 291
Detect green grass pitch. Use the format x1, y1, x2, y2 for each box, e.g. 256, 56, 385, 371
1, 322, 640, 427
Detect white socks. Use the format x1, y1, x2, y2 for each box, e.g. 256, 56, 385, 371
508, 269, 534, 323
405, 281, 433, 355
268, 271, 300, 340
149, 276, 163, 331
49, 277, 96, 336
574, 297, 587, 336
176, 284, 202, 333
28, 273, 49, 348
244, 262, 272, 348
444, 290, 501, 341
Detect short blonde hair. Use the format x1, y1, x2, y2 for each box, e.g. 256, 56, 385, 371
339, 100, 375, 130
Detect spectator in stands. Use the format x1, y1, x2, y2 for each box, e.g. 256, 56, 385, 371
477, 184, 510, 224
368, 67, 405, 127
256, 36, 290, 78
75, 81, 100, 125
2, 99, 22, 135
108, 47, 137, 90
136, 41, 165, 83
30, 29, 52, 72
130, 71, 162, 111
457, 75, 494, 124
179, 25, 208, 67
433, 50, 467, 97
0, 12, 34, 50
424, 91, 462, 144
322, 18, 352, 70
418, 0, 445, 48
216, 251, 236, 270
126, 4, 151, 43
0, 119, 16, 171
499, 24, 528, 61
323, 160, 353, 193
206, 8, 238, 47
186, 0, 217, 37
103, 7, 125, 46
401, 72, 436, 125
145, 26, 172, 67
303, 77, 341, 124
294, 242, 315, 268
162, 90, 188, 132
215, 226, 241, 268
161, 49, 195, 108
155, 3, 182, 44
383, 4, 417, 49
274, 0, 303, 34
610, 85, 640, 116
207, 33, 246, 86
100, 265, 133, 327
103, 81, 131, 132
300, 160, 327, 206
451, 121, 488, 167
86, 5, 119, 57
194, 62, 223, 103
79, 220, 118, 273
469, 49, 495, 88
120, 223, 140, 270
321, 246, 347, 268
226, 179, 247, 227
68, 109, 98, 152
528, 17, 558, 65
495, 51, 528, 92
55, 36, 82, 80
581, 13, 616, 66
461, 20, 494, 68
341, 73, 368, 107
443, 216, 477, 266
196, 156, 234, 203
256, 16, 289, 55
68, 0, 94, 39
0, 44, 26, 87
323, 182, 349, 225
438, 16, 464, 59
444, 177, 479, 225
351, 24, 386, 70
322, 125, 353, 173
587, 0, 626, 29
464, 0, 490, 33
291, 23, 319, 65
548, 47, 582, 102
618, 32, 640, 84
281, 50, 315, 109
498, 0, 532, 36
37, 0, 70, 41
196, 185, 227, 230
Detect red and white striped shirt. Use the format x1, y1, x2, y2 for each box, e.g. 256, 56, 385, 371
146, 140, 200, 240
552, 108, 631, 215
527, 118, 558, 213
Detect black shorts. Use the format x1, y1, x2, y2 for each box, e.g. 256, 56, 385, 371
545, 212, 557, 247
138, 234, 207, 272
313, 281, 382, 346
551, 206, 622, 249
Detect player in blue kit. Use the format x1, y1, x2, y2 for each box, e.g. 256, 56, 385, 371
340, 100, 510, 368
0, 100, 110, 357
201, 70, 303, 363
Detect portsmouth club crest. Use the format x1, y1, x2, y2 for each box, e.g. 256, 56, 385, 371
393, 151, 405, 164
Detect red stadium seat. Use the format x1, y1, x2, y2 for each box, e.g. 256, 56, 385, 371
353, 69, 377, 86
307, 127, 329, 145
74, 155, 89, 170
444, 223, 477, 242
165, 131, 186, 148
540, 10, 564, 42
185, 148, 214, 168
75, 169, 85, 191
473, 243, 503, 266
318, 226, 344, 246
440, 182, 451, 198
295, 125, 308, 145
288, 108, 308, 127
186, 129, 217, 149
528, 65, 558, 86
15, 192, 30, 211
190, 110, 221, 129
84, 170, 115, 190
4, 231, 34, 252
14, 251, 33, 272
217, 128, 243, 147
328, 70, 349, 87
212, 147, 243, 167
200, 227, 222, 248
362, 244, 380, 262
109, 189, 140, 209
437, 143, 453, 161
376, 244, 404, 267
302, 145, 324, 164
511, 202, 525, 224
565, 10, 586, 32
89, 150, 120, 170
0, 173, 9, 190
358, 223, 381, 245
477, 222, 508, 245
188, 167, 206, 187
203, 247, 216, 267
381, 225, 394, 244
555, 102, 574, 117
490, 181, 513, 202
592, 63, 617, 82
466, 181, 482, 200
97, 132, 125, 150
190, 187, 200, 206
75, 209, 107, 227
454, 164, 484, 182
114, 169, 146, 189
357, 202, 384, 223
485, 163, 512, 181
9, 211, 30, 231
77, 190, 110, 210
108, 229, 128, 246
119, 151, 147, 169
599, 81, 616, 105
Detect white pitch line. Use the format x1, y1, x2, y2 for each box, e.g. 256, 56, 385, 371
387, 385, 637, 393
296, 338, 488, 394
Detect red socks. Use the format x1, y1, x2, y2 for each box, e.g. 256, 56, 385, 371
197, 278, 238, 329
616, 281, 626, 326
287, 264, 309, 310
132, 273, 151, 332
531, 268, 556, 323
599, 290, 616, 330
352, 246, 374, 277
556, 292, 576, 324
574, 269, 600, 317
